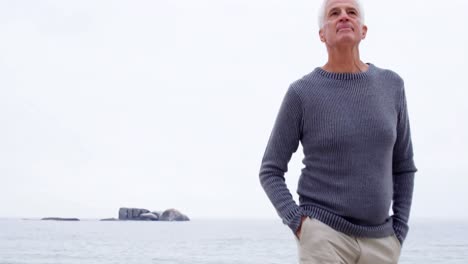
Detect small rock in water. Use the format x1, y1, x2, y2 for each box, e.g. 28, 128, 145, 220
160, 208, 190, 221
140, 212, 159, 221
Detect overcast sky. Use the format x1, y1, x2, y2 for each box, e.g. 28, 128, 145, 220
1, 0, 467, 220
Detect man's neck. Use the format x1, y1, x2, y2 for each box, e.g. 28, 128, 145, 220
322, 46, 368, 73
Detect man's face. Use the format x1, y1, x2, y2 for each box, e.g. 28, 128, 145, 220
319, 0, 367, 47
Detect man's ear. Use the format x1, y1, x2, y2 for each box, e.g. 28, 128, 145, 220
319, 29, 326, 42
361, 25, 368, 39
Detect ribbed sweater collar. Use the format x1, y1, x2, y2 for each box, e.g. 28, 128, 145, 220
314, 63, 375, 80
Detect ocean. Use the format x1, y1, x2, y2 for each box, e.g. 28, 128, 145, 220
0, 219, 467, 264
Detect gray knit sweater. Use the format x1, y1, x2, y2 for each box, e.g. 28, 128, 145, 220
259, 63, 417, 245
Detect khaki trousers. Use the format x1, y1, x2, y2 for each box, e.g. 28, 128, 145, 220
295, 217, 401, 264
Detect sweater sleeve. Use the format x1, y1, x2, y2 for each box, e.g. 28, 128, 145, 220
259, 86, 304, 234
391, 85, 418, 245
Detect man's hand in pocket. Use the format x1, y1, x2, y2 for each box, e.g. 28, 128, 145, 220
296, 216, 308, 240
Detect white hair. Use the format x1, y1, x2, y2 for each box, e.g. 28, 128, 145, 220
318, 0, 365, 29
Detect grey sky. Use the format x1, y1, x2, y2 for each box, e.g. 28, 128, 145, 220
1, 0, 467, 220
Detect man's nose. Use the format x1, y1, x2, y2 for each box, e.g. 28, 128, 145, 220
338, 10, 350, 22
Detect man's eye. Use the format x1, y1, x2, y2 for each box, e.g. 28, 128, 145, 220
349, 10, 357, 15
330, 11, 339, 16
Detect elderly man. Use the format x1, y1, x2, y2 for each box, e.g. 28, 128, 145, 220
259, 0, 417, 263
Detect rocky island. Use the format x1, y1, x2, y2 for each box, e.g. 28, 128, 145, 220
39, 208, 190, 222
116, 207, 190, 221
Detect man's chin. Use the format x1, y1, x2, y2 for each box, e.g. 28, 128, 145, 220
331, 36, 361, 47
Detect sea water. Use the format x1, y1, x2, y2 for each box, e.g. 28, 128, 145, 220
0, 219, 467, 264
